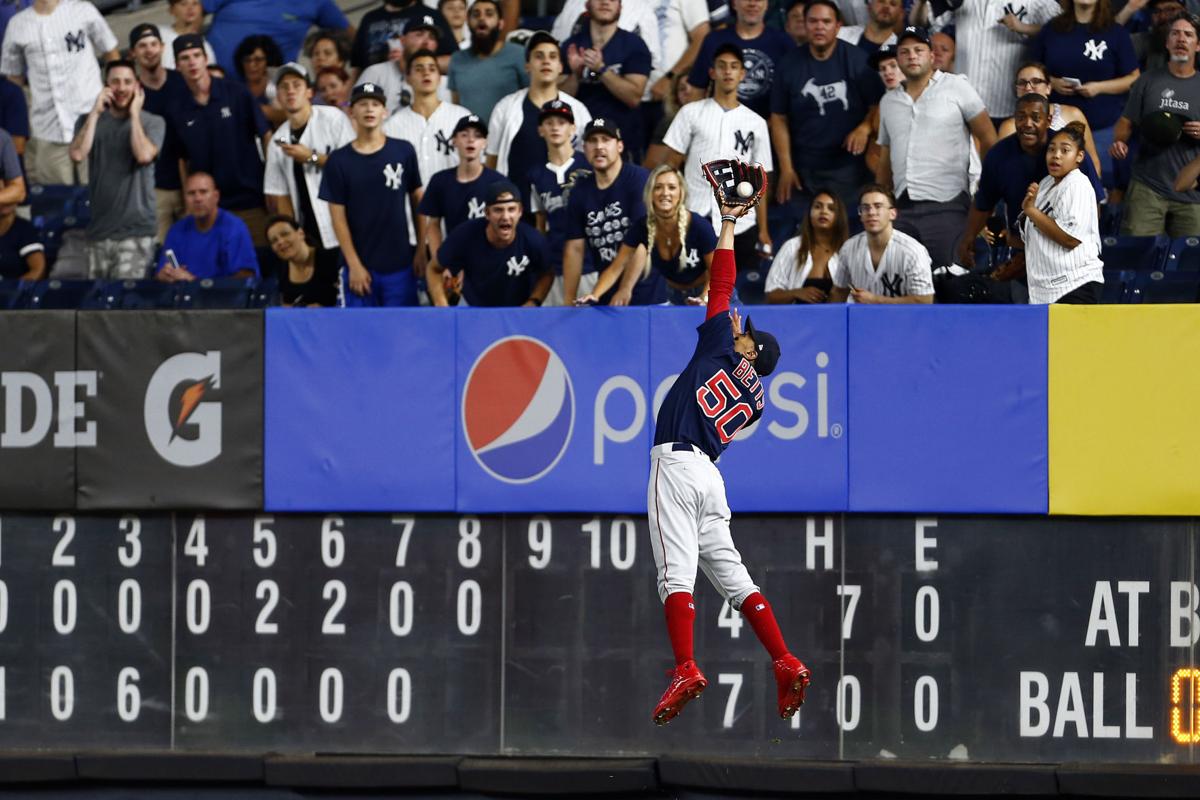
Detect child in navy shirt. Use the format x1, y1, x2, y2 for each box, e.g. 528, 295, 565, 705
528, 98, 591, 305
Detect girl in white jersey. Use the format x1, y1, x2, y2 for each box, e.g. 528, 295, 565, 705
1021, 121, 1105, 304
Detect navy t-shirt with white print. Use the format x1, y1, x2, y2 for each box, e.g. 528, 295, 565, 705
318, 138, 422, 273
528, 152, 592, 274
564, 162, 650, 273
418, 166, 507, 233
438, 218, 551, 306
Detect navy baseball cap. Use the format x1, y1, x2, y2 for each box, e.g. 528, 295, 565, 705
744, 317, 780, 377
275, 61, 312, 87
485, 180, 522, 205
173, 33, 206, 59
525, 30, 559, 60
453, 114, 488, 136
897, 25, 932, 47
402, 14, 440, 37
350, 81, 387, 105
869, 43, 897, 70
539, 98, 574, 124
583, 117, 621, 140
129, 23, 161, 49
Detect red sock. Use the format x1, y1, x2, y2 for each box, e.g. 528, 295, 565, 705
663, 592, 696, 665
741, 592, 789, 660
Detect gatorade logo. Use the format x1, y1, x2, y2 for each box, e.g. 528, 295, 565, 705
144, 351, 222, 467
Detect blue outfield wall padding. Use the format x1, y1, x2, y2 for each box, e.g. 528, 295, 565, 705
455, 308, 651, 512
846, 305, 1048, 514
264, 309, 457, 511
650, 305, 849, 512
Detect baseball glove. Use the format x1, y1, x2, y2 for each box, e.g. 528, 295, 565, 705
702, 159, 768, 209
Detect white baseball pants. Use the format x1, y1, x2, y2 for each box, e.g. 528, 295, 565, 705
647, 443, 759, 609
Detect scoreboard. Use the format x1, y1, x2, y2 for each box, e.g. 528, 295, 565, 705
0, 512, 1196, 762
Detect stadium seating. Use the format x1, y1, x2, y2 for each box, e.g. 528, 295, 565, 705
91, 280, 180, 310
176, 277, 257, 309
1100, 234, 1168, 272
1164, 236, 1200, 271
1128, 270, 1200, 303
23, 279, 100, 310
250, 278, 281, 308
1100, 270, 1133, 303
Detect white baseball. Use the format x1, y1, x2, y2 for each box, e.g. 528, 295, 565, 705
736, 181, 754, 198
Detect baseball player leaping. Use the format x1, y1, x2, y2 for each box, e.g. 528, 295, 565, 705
648, 159, 810, 726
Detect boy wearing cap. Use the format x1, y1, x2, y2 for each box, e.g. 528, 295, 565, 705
360, 14, 453, 113
320, 82, 424, 306
167, 34, 272, 247
382, 49, 470, 183
418, 113, 506, 273
130, 24, 188, 241
485, 30, 591, 199
352, 0, 457, 71
265, 62, 355, 255
562, 118, 649, 304
529, 99, 592, 305
1, 0, 119, 185
431, 180, 552, 306
69, 59, 165, 279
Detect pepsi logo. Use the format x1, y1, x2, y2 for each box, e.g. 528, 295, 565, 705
462, 336, 575, 484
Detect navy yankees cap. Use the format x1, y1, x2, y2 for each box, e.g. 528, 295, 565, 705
539, 98, 574, 124
583, 117, 621, 140
129, 23, 161, 49
172, 33, 206, 59
869, 43, 897, 70
275, 61, 312, 87
350, 81, 387, 105
897, 25, 931, 47
401, 14, 440, 37
453, 114, 488, 136
743, 317, 780, 377
525, 30, 558, 60
485, 180, 522, 206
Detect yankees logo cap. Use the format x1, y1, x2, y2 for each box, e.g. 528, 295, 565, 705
897, 25, 931, 47
350, 82, 388, 105
539, 99, 575, 124
583, 117, 622, 140
173, 33, 206, 59
485, 179, 522, 206
869, 43, 897, 70
743, 317, 781, 377
129, 23, 161, 49
453, 114, 488, 137
402, 14, 441, 37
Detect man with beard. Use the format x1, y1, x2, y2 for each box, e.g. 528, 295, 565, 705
836, 0, 900, 55
130, 23, 188, 241
877, 26, 995, 267
954, 93, 1101, 285
687, 0, 795, 120
1120, 0, 1183, 70
429, 180, 552, 306
359, 14, 452, 113
69, 60, 165, 279
448, 0, 528, 122
1111, 15, 1200, 236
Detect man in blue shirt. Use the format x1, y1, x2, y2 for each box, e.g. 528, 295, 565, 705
166, 35, 272, 247
319, 82, 424, 306
562, 117, 649, 304
156, 171, 259, 281
204, 0, 350, 71
431, 180, 552, 306
561, 0, 652, 158
687, 0, 796, 120
770, 0, 880, 213
529, 99, 592, 305
352, 0, 457, 70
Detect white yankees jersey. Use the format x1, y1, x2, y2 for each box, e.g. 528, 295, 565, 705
1, 0, 117, 143
930, 0, 1059, 117
359, 60, 452, 114
658, 0, 710, 74
486, 88, 591, 176
383, 100, 469, 184
662, 98, 772, 236
1023, 169, 1103, 304
833, 229, 934, 300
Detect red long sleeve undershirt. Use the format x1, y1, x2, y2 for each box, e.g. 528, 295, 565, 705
705, 247, 735, 321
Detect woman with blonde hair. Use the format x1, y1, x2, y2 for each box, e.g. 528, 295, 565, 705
580, 164, 716, 306
764, 190, 849, 304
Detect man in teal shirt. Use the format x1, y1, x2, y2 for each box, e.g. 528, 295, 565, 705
447, 0, 527, 121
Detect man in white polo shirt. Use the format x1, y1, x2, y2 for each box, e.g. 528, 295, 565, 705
876, 25, 995, 267
831, 183, 933, 303
1, 0, 118, 185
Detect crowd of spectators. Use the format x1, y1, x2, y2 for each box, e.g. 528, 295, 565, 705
0, 0, 1196, 306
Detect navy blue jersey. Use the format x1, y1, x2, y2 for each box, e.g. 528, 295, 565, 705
528, 153, 591, 274
143, 69, 188, 191
564, 161, 649, 271
560, 27, 651, 143
418, 166, 506, 232
688, 26, 796, 119
319, 138, 422, 273
624, 211, 716, 286
507, 96, 547, 204
975, 135, 1103, 233
164, 77, 270, 210
653, 312, 765, 459
0, 215, 40, 278
0, 78, 28, 140
438, 218, 551, 306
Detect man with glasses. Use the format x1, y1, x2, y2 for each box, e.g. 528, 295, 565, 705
877, 26, 995, 267
831, 184, 933, 303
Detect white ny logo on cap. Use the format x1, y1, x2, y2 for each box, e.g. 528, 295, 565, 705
364, 83, 377, 92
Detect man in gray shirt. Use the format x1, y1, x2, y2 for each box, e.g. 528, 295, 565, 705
69, 59, 165, 279
1111, 15, 1200, 236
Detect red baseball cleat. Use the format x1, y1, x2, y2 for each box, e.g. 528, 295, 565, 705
652, 660, 707, 725
774, 654, 811, 719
